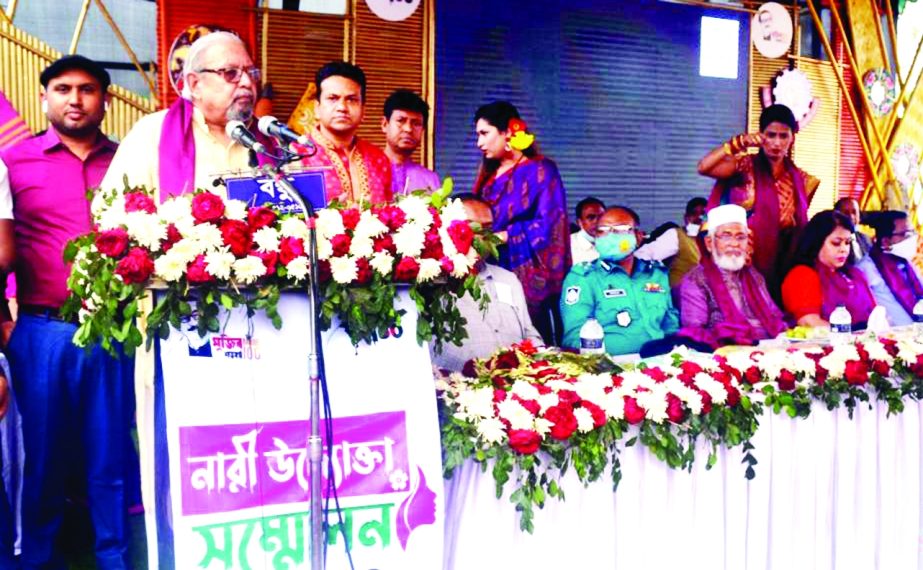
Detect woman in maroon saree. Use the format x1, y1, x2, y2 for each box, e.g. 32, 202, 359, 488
698, 104, 819, 301
472, 101, 571, 345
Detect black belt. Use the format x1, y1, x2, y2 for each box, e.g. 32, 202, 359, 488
19, 304, 76, 323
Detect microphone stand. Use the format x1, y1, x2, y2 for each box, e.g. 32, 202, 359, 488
255, 159, 326, 570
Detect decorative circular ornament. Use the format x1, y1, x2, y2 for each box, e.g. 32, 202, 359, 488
772, 69, 814, 124
752, 2, 793, 59
167, 24, 232, 96
892, 144, 921, 191
365, 0, 421, 22
862, 68, 897, 116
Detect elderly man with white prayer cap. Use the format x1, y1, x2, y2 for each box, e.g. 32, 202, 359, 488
675, 204, 788, 349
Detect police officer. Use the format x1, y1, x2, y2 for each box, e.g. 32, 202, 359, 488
560, 206, 679, 355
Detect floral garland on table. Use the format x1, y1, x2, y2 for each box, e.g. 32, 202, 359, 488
440, 333, 923, 533
439, 341, 761, 532
63, 182, 491, 354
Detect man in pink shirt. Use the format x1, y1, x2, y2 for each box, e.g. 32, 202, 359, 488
299, 61, 392, 205
381, 89, 440, 196
0, 55, 135, 569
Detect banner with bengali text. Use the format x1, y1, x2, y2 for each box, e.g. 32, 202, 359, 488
149, 290, 443, 569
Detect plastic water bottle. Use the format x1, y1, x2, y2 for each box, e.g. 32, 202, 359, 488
579, 317, 605, 355
912, 299, 923, 338
829, 305, 852, 346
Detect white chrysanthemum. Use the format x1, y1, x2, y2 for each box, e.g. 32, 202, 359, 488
315, 209, 345, 240
864, 339, 895, 365
537, 393, 560, 413
280, 217, 310, 240
154, 251, 186, 282
393, 222, 426, 258
497, 398, 535, 430
232, 255, 267, 285
96, 204, 128, 231
186, 223, 224, 251
286, 257, 309, 282
416, 258, 442, 283
369, 251, 394, 277
158, 197, 193, 226
896, 339, 923, 365
439, 198, 468, 224
754, 351, 788, 380
456, 386, 495, 419
534, 418, 553, 438
788, 351, 819, 377
398, 195, 432, 224
223, 199, 248, 221
546, 379, 575, 393
475, 417, 506, 445
574, 408, 595, 433
635, 389, 669, 424
619, 370, 655, 392
169, 238, 206, 264
510, 380, 541, 402
317, 239, 333, 261
574, 373, 612, 402
349, 236, 374, 259
205, 249, 235, 280
124, 212, 167, 251
353, 211, 388, 240
601, 392, 625, 420
253, 227, 281, 253
91, 190, 121, 217
330, 255, 358, 284
693, 372, 728, 405
450, 253, 473, 278
723, 351, 757, 374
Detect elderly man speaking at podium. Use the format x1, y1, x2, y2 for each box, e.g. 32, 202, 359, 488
102, 31, 266, 199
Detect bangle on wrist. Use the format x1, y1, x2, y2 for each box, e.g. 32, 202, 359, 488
723, 142, 734, 156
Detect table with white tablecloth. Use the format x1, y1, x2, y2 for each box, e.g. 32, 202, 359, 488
444, 400, 923, 570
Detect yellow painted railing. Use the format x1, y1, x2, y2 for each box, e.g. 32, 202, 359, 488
0, 19, 154, 141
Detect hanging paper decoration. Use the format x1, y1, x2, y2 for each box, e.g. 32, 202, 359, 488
863, 68, 898, 117
772, 69, 815, 124
892, 143, 921, 191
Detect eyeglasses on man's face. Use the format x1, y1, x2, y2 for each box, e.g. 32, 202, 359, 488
713, 232, 748, 244
196, 66, 261, 84
596, 224, 636, 236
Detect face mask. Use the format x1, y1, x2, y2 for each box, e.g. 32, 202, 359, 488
596, 232, 637, 262
579, 229, 595, 244
889, 235, 917, 261
685, 223, 701, 237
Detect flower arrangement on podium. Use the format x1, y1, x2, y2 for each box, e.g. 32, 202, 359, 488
62, 181, 490, 354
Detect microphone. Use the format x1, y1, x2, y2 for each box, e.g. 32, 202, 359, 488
226, 120, 267, 154
258, 115, 313, 148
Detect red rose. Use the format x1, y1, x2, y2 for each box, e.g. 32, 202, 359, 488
247, 206, 277, 231
871, 359, 890, 376
700, 392, 713, 415
490, 351, 519, 371
678, 361, 703, 384
545, 403, 578, 440
191, 192, 225, 223
355, 257, 372, 285
642, 367, 669, 383
557, 389, 579, 406
317, 259, 332, 283
161, 224, 183, 252
256, 250, 279, 274
330, 233, 352, 258
186, 254, 214, 284
493, 388, 507, 403
375, 205, 406, 231
447, 220, 474, 255
881, 338, 899, 357
517, 339, 538, 356
623, 396, 646, 425
844, 360, 869, 386
421, 230, 444, 259
440, 256, 455, 275
220, 220, 253, 257
280, 237, 306, 265
373, 234, 396, 254
492, 377, 507, 389
114, 247, 154, 284
124, 191, 157, 214
744, 366, 762, 385
581, 400, 607, 428
666, 394, 686, 424
725, 385, 741, 407
508, 429, 541, 455
461, 359, 477, 378
95, 228, 129, 258
777, 369, 797, 391
429, 206, 442, 229
341, 208, 361, 231
515, 396, 540, 416
394, 256, 420, 282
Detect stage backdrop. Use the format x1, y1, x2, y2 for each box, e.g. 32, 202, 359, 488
435, 0, 749, 229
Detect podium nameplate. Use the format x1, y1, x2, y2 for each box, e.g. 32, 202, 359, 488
225, 170, 327, 214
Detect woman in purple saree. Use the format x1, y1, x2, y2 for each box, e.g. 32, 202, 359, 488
472, 101, 571, 345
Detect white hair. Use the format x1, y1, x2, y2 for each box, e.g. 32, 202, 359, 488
180, 31, 246, 99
